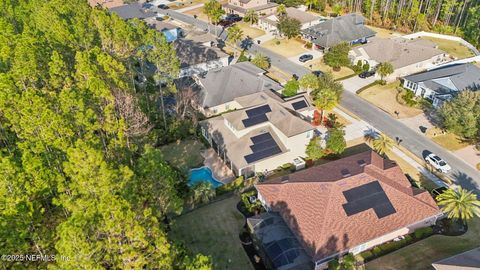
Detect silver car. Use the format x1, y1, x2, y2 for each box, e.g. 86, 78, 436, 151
425, 153, 451, 173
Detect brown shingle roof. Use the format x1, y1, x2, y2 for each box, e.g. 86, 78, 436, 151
256, 151, 441, 261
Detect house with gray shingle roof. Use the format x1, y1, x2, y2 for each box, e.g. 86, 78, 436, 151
258, 7, 322, 35
402, 63, 480, 107
432, 247, 480, 270
222, 0, 278, 16
200, 90, 315, 177
110, 3, 156, 20
350, 38, 450, 81
195, 62, 283, 116
302, 13, 376, 50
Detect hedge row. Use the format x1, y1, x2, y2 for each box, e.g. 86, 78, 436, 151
216, 176, 244, 195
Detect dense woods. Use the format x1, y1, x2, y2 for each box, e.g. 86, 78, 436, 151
0, 0, 208, 269
275, 0, 480, 48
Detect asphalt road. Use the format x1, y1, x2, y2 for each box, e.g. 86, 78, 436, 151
158, 8, 480, 191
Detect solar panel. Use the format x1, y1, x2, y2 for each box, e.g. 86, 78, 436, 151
250, 138, 276, 152
245, 105, 271, 117
244, 146, 281, 163
342, 181, 396, 219
291, 100, 308, 110
251, 133, 273, 144
242, 114, 268, 127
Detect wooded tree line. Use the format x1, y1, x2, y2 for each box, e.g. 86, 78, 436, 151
0, 0, 209, 269
274, 0, 480, 48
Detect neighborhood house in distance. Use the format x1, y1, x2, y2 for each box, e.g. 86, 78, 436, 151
302, 13, 376, 50
222, 0, 278, 16
402, 63, 480, 107
250, 151, 443, 269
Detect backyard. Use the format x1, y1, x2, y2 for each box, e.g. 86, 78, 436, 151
419, 36, 474, 59
358, 81, 424, 118
170, 195, 253, 270
160, 139, 205, 172
366, 26, 404, 39
304, 58, 355, 80
261, 38, 308, 57
366, 217, 480, 270
236, 21, 266, 39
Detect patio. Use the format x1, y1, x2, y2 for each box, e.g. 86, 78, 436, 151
202, 149, 236, 184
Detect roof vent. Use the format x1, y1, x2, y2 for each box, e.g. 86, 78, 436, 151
357, 159, 367, 167
341, 169, 351, 178
281, 176, 289, 183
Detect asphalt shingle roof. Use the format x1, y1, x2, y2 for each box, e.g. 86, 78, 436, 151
173, 39, 229, 68
110, 3, 155, 19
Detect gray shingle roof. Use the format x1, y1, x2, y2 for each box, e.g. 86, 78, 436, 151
198, 62, 282, 108
110, 3, 155, 20
404, 63, 480, 94
432, 247, 480, 270
302, 13, 376, 48
173, 39, 229, 68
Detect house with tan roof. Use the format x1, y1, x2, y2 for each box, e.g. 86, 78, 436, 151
200, 90, 316, 177
258, 7, 322, 35
222, 0, 278, 16
349, 38, 450, 82
250, 150, 442, 269
195, 62, 283, 116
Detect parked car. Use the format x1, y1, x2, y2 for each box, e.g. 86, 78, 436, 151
312, 70, 324, 77
157, 4, 169, 9
299, 54, 313, 63
218, 20, 234, 27
225, 14, 242, 22
425, 153, 451, 173
359, 70, 375, 78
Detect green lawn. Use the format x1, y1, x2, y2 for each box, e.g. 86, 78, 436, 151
235, 21, 266, 39
160, 139, 205, 172
366, 217, 480, 270
170, 196, 253, 270
431, 133, 471, 151
419, 36, 474, 59
261, 38, 308, 57
304, 59, 355, 80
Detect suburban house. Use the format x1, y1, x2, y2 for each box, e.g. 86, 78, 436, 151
222, 0, 278, 16
109, 3, 155, 20
200, 90, 316, 177
302, 13, 376, 50
432, 247, 480, 270
249, 150, 442, 269
402, 63, 480, 107
184, 30, 220, 48
146, 20, 183, 42
195, 62, 283, 116
349, 38, 449, 81
258, 7, 321, 35
173, 39, 230, 77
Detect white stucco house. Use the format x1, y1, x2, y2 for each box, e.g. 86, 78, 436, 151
258, 7, 321, 35
402, 63, 480, 107
173, 39, 230, 78
349, 38, 450, 82
249, 150, 443, 270
200, 89, 315, 177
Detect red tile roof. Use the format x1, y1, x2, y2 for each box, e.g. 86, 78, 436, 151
256, 150, 441, 260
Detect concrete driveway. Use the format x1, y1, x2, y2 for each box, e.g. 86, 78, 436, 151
341, 75, 377, 93
287, 50, 323, 65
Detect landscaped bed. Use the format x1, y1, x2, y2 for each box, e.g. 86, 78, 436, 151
170, 195, 254, 270
366, 217, 480, 270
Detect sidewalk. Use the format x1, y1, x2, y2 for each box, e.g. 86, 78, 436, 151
176, 3, 204, 13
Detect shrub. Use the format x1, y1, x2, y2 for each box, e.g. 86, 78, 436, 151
414, 227, 433, 239
372, 246, 382, 256
328, 259, 340, 270
281, 163, 292, 169
305, 42, 313, 49
401, 89, 418, 107
275, 40, 281, 45
404, 234, 413, 243
216, 176, 244, 195
358, 250, 374, 261
241, 190, 262, 213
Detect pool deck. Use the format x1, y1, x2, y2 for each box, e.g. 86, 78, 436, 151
202, 149, 236, 184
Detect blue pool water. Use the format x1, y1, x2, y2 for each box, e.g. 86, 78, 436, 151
188, 167, 224, 188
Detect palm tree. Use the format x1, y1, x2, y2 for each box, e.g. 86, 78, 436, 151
203, 0, 224, 35
226, 24, 244, 48
192, 182, 216, 205
251, 53, 270, 69
372, 133, 394, 155
310, 73, 343, 125
243, 9, 258, 25
436, 187, 480, 221
276, 4, 287, 16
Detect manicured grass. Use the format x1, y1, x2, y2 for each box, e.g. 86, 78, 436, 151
367, 26, 404, 39
419, 36, 474, 59
160, 139, 205, 172
366, 217, 480, 270
170, 196, 253, 270
304, 59, 355, 80
261, 38, 308, 57
431, 132, 471, 151
235, 22, 266, 39
358, 81, 423, 118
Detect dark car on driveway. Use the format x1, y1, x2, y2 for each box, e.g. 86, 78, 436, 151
225, 14, 242, 22
157, 4, 169, 9
359, 70, 375, 78
312, 70, 324, 77
299, 54, 313, 62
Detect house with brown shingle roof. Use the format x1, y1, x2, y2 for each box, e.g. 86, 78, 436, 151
250, 150, 442, 269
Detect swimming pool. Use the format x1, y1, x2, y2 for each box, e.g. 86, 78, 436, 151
188, 167, 224, 188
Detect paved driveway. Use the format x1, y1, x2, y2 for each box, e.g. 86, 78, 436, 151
341, 75, 376, 93
287, 50, 323, 65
